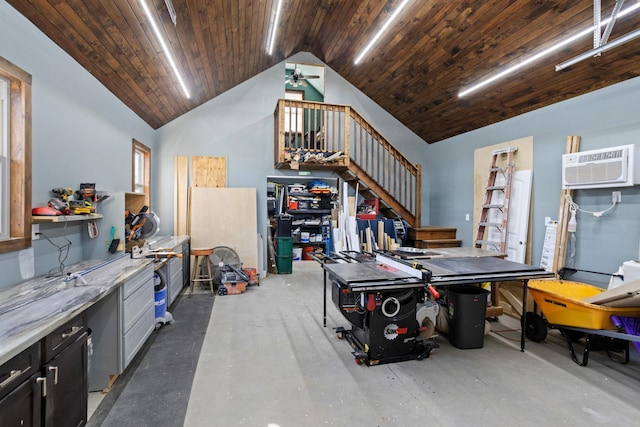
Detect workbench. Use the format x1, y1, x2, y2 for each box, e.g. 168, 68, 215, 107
321, 252, 553, 365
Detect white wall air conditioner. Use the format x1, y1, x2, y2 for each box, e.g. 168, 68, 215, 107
562, 144, 639, 189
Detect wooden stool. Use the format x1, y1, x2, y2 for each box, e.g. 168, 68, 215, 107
190, 248, 215, 295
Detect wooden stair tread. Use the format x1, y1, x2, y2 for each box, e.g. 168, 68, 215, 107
411, 239, 462, 249
409, 226, 458, 240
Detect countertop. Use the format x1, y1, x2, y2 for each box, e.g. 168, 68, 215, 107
0, 235, 189, 365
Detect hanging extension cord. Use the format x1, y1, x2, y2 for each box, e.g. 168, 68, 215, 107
37, 219, 72, 277
564, 194, 618, 218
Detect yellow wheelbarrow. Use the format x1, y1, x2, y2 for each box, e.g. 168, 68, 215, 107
525, 279, 640, 366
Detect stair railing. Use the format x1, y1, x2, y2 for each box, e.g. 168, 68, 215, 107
274, 99, 421, 227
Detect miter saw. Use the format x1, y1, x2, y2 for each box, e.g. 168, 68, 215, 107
125, 206, 160, 251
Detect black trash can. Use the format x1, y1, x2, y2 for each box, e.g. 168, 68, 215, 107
447, 286, 490, 349
277, 213, 292, 237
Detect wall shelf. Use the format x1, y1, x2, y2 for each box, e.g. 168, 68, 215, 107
32, 214, 104, 223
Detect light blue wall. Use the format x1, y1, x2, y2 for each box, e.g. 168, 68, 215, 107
425, 77, 640, 287
154, 52, 427, 266
1, 0, 638, 290
0, 2, 156, 288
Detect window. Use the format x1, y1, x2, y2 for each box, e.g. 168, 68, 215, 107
0, 56, 31, 254
132, 139, 150, 206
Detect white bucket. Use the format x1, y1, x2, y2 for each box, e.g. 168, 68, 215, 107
300, 232, 310, 243
293, 247, 303, 261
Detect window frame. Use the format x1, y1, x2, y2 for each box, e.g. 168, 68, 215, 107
0, 56, 32, 254
1, 76, 9, 240
132, 139, 150, 207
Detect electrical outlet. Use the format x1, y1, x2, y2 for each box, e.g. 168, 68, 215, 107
32, 224, 39, 240
612, 191, 622, 203
465, 213, 470, 221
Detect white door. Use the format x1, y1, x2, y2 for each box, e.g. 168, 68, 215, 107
486, 170, 532, 262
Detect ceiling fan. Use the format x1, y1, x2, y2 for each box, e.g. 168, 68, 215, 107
285, 65, 320, 88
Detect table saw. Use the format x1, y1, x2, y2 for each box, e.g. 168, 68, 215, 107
322, 252, 553, 365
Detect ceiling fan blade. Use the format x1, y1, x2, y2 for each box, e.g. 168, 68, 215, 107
304, 75, 320, 79
300, 80, 308, 87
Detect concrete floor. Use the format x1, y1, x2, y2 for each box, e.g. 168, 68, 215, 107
183, 261, 640, 426
90, 261, 640, 426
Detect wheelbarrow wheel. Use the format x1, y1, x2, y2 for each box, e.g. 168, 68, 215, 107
523, 312, 547, 342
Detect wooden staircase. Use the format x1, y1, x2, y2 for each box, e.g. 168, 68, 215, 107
274, 99, 421, 228
407, 226, 461, 249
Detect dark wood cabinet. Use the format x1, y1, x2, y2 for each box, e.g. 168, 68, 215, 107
0, 314, 88, 426
0, 343, 42, 427
0, 373, 42, 427
42, 313, 88, 427
43, 331, 88, 427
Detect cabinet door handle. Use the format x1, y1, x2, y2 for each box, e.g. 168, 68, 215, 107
0, 366, 31, 389
48, 366, 59, 385
61, 325, 82, 339
36, 376, 47, 397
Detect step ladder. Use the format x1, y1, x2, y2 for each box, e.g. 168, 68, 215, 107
475, 147, 517, 254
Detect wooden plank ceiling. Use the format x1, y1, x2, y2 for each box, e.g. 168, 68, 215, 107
7, 0, 640, 143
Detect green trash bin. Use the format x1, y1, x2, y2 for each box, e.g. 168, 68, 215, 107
447, 286, 490, 349
276, 236, 293, 257
276, 255, 293, 274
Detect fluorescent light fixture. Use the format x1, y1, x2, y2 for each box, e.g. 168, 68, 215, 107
139, 0, 190, 99
458, 2, 640, 97
267, 0, 284, 55
557, 27, 640, 70
354, 0, 411, 65
164, 0, 177, 26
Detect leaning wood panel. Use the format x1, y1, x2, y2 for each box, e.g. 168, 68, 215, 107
188, 187, 258, 269
190, 156, 227, 188
174, 156, 189, 235
552, 136, 581, 278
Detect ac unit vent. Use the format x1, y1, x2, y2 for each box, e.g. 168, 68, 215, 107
562, 144, 638, 189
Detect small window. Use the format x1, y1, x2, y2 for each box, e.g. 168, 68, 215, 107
132, 139, 150, 206
0, 56, 31, 254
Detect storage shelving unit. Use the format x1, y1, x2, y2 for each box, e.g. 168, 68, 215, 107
267, 176, 337, 260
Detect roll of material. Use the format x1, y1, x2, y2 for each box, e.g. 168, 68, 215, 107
623, 260, 640, 283
609, 260, 640, 290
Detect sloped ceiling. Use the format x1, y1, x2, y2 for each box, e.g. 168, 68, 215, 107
8, 0, 640, 143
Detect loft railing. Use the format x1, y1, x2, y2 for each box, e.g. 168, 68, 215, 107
274, 99, 421, 227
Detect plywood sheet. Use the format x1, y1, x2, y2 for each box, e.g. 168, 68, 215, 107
583, 279, 640, 307
175, 156, 189, 235
190, 156, 227, 188
552, 136, 581, 278
188, 187, 258, 268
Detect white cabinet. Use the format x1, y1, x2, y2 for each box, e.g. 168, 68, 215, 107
87, 264, 154, 391
166, 256, 183, 306
121, 266, 155, 367
156, 240, 189, 307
